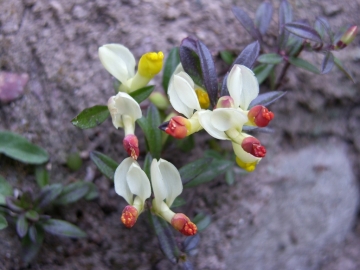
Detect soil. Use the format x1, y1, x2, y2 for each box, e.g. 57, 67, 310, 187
0, 0, 360, 269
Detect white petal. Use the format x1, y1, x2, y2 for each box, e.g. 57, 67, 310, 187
232, 140, 261, 163
127, 163, 151, 203
227, 65, 243, 108
112, 92, 142, 126
150, 159, 167, 210
211, 108, 248, 131
114, 157, 135, 205
158, 159, 182, 208
198, 110, 229, 140
173, 63, 185, 75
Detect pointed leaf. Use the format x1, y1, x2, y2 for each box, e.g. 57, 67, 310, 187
249, 91, 287, 108
129, 85, 155, 104
183, 234, 200, 253
17, 214, 29, 238
285, 23, 322, 43
143, 152, 152, 179
84, 182, 99, 200
36, 184, 63, 209
0, 175, 13, 205
279, 0, 293, 31
286, 34, 304, 56
41, 219, 87, 238
179, 40, 203, 87
185, 159, 233, 187
315, 17, 333, 42
150, 213, 180, 264
0, 131, 48, 164
255, 1, 273, 35
334, 57, 355, 82
242, 126, 274, 134
192, 213, 211, 232
0, 214, 8, 230
176, 135, 195, 153
288, 57, 320, 74
71, 105, 110, 129
162, 47, 180, 93
25, 210, 39, 222
54, 181, 90, 205
321, 51, 335, 74
225, 169, 235, 186
35, 166, 49, 188
233, 41, 260, 69
232, 6, 262, 41
220, 50, 235, 65
253, 64, 274, 84
257, 53, 283, 64
179, 157, 213, 184
21, 226, 44, 264
170, 197, 186, 208
220, 72, 229, 97
90, 151, 118, 181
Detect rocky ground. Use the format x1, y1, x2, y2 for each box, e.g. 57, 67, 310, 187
0, 0, 360, 269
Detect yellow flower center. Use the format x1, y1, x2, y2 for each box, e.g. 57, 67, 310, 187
195, 88, 210, 109
138, 51, 164, 78
235, 157, 257, 172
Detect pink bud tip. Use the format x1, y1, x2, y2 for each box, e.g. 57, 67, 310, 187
171, 213, 198, 236
248, 105, 274, 127
241, 137, 266, 158
216, 96, 235, 108
123, 134, 139, 160
121, 205, 139, 228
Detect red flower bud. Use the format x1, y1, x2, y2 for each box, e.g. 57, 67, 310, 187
171, 213, 197, 236
336, 25, 358, 50
160, 116, 188, 139
121, 205, 139, 228
248, 105, 274, 127
123, 134, 139, 160
241, 137, 266, 158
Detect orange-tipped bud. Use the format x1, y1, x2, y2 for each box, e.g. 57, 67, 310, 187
171, 213, 197, 236
159, 116, 189, 139
248, 105, 274, 127
123, 134, 139, 160
121, 205, 139, 228
216, 96, 235, 108
335, 25, 358, 50
241, 137, 266, 158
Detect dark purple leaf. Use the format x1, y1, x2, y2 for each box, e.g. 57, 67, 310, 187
36, 184, 63, 209
220, 73, 229, 97
233, 41, 260, 69
279, 0, 293, 32
41, 219, 87, 238
315, 17, 333, 42
285, 23, 322, 43
0, 72, 29, 103
249, 91, 287, 108
197, 40, 218, 107
321, 52, 335, 74
232, 6, 262, 41
179, 39, 203, 87
21, 226, 44, 264
183, 234, 200, 253
54, 181, 90, 205
242, 126, 275, 134
255, 1, 273, 35
17, 214, 29, 238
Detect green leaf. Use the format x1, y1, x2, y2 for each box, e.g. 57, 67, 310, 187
170, 197, 186, 208
0, 214, 8, 230
225, 169, 235, 186
84, 182, 99, 200
220, 50, 234, 65
21, 226, 44, 264
66, 152, 83, 171
137, 105, 162, 159
253, 64, 274, 84
179, 157, 212, 184
185, 159, 233, 187
0, 131, 48, 164
257, 53, 283, 64
143, 152, 152, 179
90, 151, 118, 181
71, 105, 109, 129
129, 85, 155, 103
321, 51, 335, 74
288, 57, 320, 74
149, 213, 180, 264
0, 175, 13, 205
176, 135, 195, 153
192, 213, 211, 232
17, 214, 29, 238
54, 181, 90, 205
334, 57, 354, 83
162, 47, 180, 93
203, 149, 224, 160
41, 219, 87, 238
25, 210, 39, 222
35, 166, 49, 188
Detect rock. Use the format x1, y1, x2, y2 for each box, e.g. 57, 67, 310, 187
72, 5, 89, 20
225, 141, 358, 270
0, 72, 29, 103
322, 4, 343, 17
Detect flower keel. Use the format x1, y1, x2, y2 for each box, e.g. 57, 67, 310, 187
248, 105, 274, 127
121, 205, 139, 228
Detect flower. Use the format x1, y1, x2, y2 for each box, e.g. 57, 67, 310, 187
150, 158, 197, 236
160, 64, 208, 139
198, 64, 272, 171
114, 157, 151, 228
99, 44, 164, 93
108, 92, 142, 159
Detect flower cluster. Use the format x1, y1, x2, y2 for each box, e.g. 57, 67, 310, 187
99, 44, 197, 235
162, 63, 274, 172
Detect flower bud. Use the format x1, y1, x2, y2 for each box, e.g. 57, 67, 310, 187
248, 105, 274, 127
241, 137, 266, 158
138, 52, 164, 78
335, 25, 358, 50
171, 213, 197, 236
121, 205, 139, 228
159, 116, 189, 139
195, 88, 210, 109
123, 134, 139, 160
216, 96, 235, 109
149, 92, 170, 110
